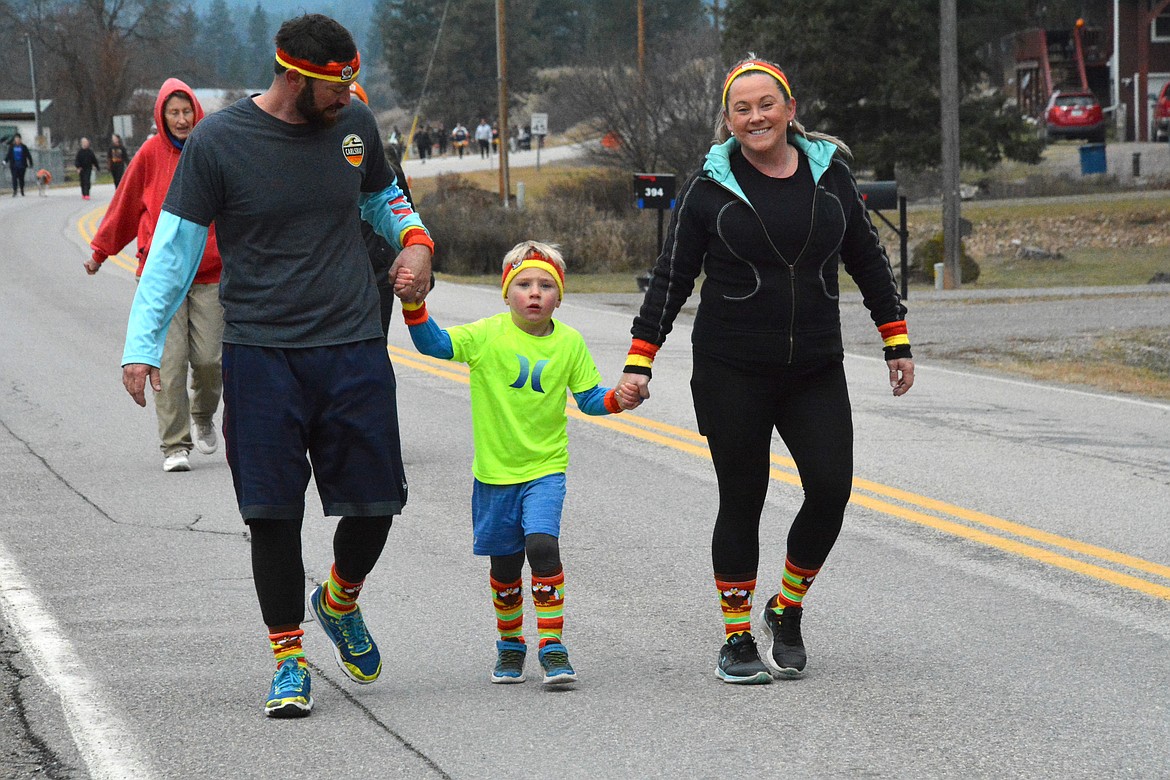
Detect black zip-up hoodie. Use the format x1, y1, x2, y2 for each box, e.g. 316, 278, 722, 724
630, 135, 910, 369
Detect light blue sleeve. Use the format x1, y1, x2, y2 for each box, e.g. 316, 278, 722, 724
358, 179, 429, 251
407, 314, 455, 360
120, 211, 208, 367
573, 385, 612, 416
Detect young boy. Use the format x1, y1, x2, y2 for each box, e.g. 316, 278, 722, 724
397, 241, 641, 685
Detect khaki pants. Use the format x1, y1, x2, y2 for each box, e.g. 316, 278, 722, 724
156, 283, 224, 455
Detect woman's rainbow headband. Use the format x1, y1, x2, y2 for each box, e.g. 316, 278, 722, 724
501, 250, 565, 300
722, 61, 792, 108
275, 48, 361, 83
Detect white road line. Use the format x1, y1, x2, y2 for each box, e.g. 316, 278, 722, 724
0, 538, 154, 780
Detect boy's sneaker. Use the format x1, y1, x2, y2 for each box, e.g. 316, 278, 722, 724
490, 640, 527, 684
761, 604, 807, 678
264, 659, 313, 718
308, 585, 382, 684
715, 633, 772, 685
537, 642, 577, 685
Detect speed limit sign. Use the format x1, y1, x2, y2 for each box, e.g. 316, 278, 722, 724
530, 113, 549, 136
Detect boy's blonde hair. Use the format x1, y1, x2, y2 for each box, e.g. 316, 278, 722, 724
500, 240, 566, 274
500, 240, 567, 300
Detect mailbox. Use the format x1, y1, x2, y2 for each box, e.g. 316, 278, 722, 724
634, 173, 676, 210
856, 181, 897, 211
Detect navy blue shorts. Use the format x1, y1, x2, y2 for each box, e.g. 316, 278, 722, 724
222, 339, 407, 520
470, 473, 566, 556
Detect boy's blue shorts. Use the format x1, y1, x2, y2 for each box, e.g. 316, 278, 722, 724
222, 339, 408, 521
471, 473, 566, 556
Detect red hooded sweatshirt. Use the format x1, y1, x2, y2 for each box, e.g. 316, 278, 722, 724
90, 78, 221, 282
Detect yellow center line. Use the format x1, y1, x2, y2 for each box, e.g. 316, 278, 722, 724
388, 344, 1170, 599
77, 206, 138, 274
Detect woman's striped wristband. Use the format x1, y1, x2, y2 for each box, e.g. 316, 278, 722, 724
623, 338, 659, 377
878, 320, 912, 359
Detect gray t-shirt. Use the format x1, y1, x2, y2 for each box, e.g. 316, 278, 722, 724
163, 97, 394, 347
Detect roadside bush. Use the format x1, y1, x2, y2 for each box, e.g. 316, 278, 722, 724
418, 174, 659, 275
543, 168, 636, 216
911, 233, 981, 284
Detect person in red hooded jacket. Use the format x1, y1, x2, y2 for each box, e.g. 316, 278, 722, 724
86, 78, 225, 473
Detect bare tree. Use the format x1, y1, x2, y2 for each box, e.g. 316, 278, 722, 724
1, 0, 177, 143
570, 32, 722, 177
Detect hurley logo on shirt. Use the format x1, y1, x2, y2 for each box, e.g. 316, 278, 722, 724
342, 134, 364, 167
510, 355, 549, 393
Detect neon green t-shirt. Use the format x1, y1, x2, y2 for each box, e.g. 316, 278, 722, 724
448, 312, 603, 484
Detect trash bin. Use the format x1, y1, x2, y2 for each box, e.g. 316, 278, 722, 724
1078, 143, 1106, 175
934, 263, 945, 291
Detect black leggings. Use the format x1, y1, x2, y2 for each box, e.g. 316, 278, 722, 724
248, 515, 394, 628
490, 533, 561, 582
692, 352, 853, 578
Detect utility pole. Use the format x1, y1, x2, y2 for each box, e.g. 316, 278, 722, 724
637, 0, 646, 81
495, 0, 510, 208
939, 0, 961, 287
25, 34, 42, 146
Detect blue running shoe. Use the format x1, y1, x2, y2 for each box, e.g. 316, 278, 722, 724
308, 584, 382, 684
491, 640, 527, 684
264, 659, 313, 718
537, 642, 577, 685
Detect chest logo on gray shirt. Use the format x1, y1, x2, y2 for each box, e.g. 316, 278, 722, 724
342, 134, 365, 167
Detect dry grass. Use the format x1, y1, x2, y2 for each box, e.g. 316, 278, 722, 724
970, 357, 1170, 401
408, 161, 596, 202
964, 328, 1170, 401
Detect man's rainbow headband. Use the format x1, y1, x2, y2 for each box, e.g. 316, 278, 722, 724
722, 61, 792, 107
501, 251, 565, 300
275, 47, 360, 83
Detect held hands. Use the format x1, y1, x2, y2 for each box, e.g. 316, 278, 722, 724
123, 364, 161, 407
613, 381, 645, 411
389, 244, 433, 304
392, 266, 415, 300
888, 358, 915, 397
619, 372, 651, 402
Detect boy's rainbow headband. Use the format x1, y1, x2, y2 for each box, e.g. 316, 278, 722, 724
501, 252, 565, 300
722, 61, 792, 107
275, 48, 360, 83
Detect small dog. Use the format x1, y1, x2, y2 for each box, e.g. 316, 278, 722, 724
35, 169, 52, 196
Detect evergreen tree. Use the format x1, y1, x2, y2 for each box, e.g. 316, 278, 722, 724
198, 0, 242, 87
376, 0, 538, 124
721, 0, 1043, 178
244, 3, 273, 88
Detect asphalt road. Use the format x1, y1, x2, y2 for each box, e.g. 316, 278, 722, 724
2, 186, 1170, 779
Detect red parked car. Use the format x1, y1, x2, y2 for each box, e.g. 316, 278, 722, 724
1155, 82, 1170, 142
1045, 90, 1106, 143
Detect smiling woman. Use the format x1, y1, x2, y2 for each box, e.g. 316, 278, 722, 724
619, 55, 914, 686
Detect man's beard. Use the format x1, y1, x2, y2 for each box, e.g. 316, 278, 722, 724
296, 83, 340, 129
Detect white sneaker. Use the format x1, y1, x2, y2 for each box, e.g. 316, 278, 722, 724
163, 450, 191, 472
191, 420, 218, 455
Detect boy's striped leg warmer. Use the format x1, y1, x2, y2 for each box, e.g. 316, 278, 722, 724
531, 569, 565, 648
490, 574, 525, 643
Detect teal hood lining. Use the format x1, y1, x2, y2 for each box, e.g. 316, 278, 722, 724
703, 134, 837, 204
